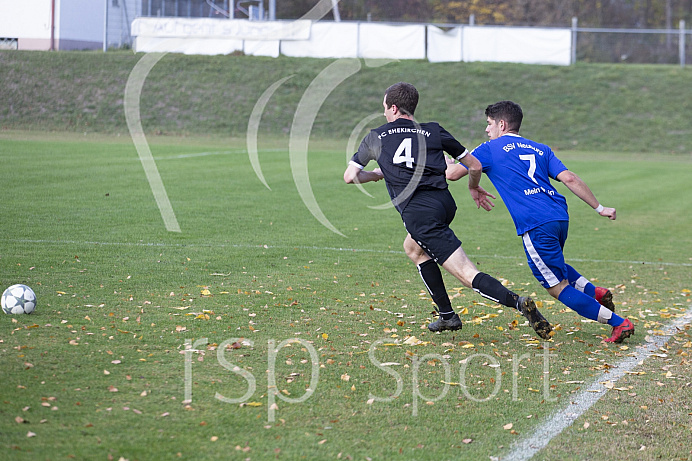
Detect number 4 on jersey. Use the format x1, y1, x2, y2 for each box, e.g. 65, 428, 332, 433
393, 138, 414, 168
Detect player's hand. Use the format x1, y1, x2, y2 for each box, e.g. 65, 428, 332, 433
599, 206, 616, 220
470, 186, 496, 211
372, 168, 384, 181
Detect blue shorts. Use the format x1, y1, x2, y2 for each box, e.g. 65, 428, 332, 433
521, 221, 569, 289
401, 188, 461, 265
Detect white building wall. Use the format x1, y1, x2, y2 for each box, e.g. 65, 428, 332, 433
0, 0, 104, 50
56, 0, 104, 49
0, 0, 53, 50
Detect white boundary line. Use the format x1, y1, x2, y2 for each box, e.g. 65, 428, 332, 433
152, 148, 287, 160
501, 304, 692, 461
3, 238, 692, 268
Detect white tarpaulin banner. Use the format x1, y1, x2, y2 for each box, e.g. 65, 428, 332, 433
243, 40, 280, 58
133, 37, 280, 57
427, 26, 462, 63
131, 18, 311, 41
131, 19, 571, 66
463, 26, 571, 65
281, 22, 358, 59
358, 23, 425, 60
134, 36, 244, 55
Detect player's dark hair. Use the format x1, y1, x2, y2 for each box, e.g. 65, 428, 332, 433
485, 100, 523, 132
384, 82, 419, 116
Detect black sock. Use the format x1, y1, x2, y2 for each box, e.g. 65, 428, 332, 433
471, 272, 518, 308
417, 259, 455, 319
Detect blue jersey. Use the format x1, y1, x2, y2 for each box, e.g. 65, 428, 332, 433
351, 118, 466, 213
470, 133, 569, 235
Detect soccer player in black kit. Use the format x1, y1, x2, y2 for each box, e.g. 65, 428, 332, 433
344, 82, 552, 339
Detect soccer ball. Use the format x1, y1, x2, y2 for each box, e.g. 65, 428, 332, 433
1, 284, 37, 314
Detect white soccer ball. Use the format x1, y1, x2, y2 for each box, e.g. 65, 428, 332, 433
2, 284, 37, 314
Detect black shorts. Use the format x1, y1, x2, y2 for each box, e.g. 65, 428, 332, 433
401, 188, 461, 264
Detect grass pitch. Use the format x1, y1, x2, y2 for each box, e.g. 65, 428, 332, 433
1, 131, 691, 460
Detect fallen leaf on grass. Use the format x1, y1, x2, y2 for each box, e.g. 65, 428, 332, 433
462, 439, 472, 444
27, 431, 36, 438
404, 336, 429, 346
240, 402, 262, 407
503, 423, 513, 430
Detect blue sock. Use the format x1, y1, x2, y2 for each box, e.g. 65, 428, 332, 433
566, 265, 595, 298
558, 285, 624, 326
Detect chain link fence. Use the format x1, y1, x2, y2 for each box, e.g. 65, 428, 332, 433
574, 20, 690, 65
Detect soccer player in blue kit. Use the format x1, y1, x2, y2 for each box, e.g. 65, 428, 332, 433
343, 83, 553, 339
446, 100, 634, 343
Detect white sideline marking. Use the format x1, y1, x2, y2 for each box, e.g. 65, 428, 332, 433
154, 150, 237, 160
501, 305, 692, 461
4, 238, 692, 267
152, 148, 286, 160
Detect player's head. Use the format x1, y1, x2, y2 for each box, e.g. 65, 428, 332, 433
383, 82, 418, 118
484, 100, 523, 140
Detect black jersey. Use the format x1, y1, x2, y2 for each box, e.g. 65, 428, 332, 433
350, 118, 467, 213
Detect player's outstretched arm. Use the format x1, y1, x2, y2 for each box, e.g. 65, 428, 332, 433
344, 164, 384, 184
445, 159, 469, 181
556, 170, 616, 220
